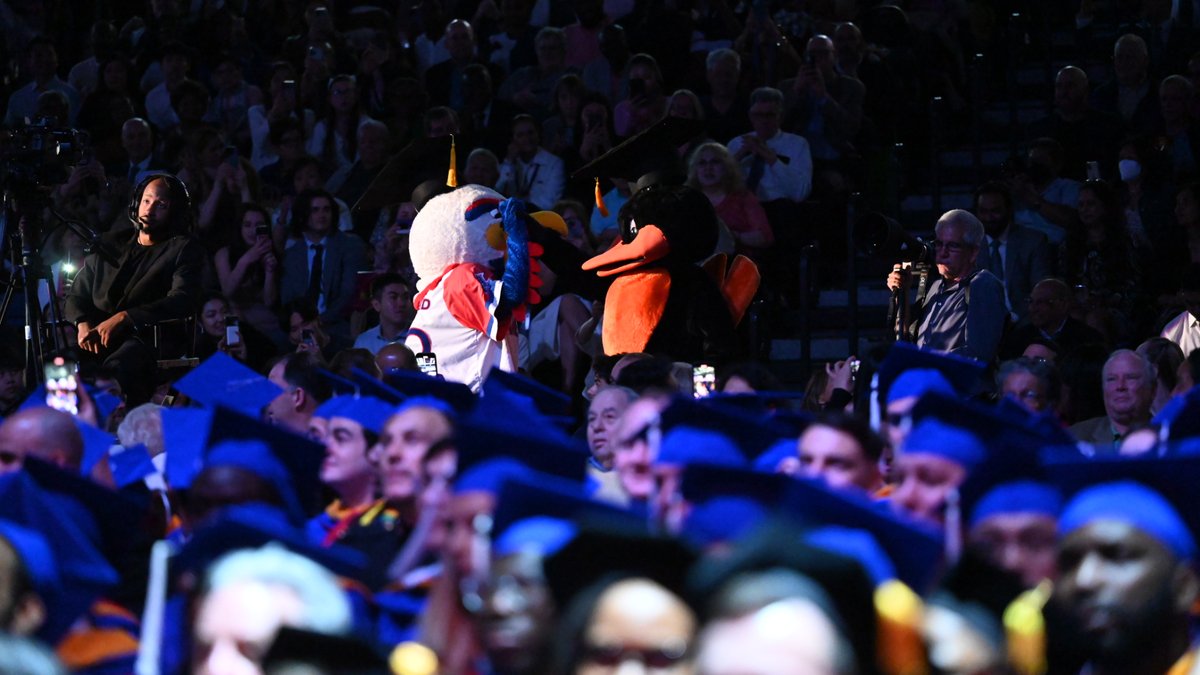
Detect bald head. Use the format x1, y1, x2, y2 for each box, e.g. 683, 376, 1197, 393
1113, 34, 1148, 87
1028, 278, 1071, 331
375, 343, 417, 374
1055, 66, 1089, 118
0, 408, 84, 475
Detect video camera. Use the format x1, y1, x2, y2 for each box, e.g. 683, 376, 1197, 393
0, 119, 89, 189
855, 211, 934, 267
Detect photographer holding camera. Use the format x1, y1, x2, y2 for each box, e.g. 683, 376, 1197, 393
886, 210, 1007, 366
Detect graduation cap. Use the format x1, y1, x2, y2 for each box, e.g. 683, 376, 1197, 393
659, 397, 796, 462
381, 368, 476, 414
678, 464, 795, 548
107, 444, 157, 489
174, 504, 368, 583
542, 522, 697, 612
355, 135, 458, 212
781, 476, 945, 593
162, 407, 213, 487
572, 115, 706, 191
482, 368, 572, 418
657, 426, 746, 469
1154, 385, 1200, 441
315, 368, 362, 398
349, 367, 407, 405
876, 342, 987, 403
0, 471, 120, 643
76, 418, 117, 476
204, 407, 328, 519
455, 396, 590, 482
491, 471, 642, 546
263, 627, 391, 675
173, 352, 283, 418
1041, 452, 1200, 563
315, 395, 396, 435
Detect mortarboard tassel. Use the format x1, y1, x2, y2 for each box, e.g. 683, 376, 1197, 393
594, 178, 609, 217
447, 135, 458, 188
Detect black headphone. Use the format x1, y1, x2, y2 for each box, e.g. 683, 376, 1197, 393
128, 172, 193, 232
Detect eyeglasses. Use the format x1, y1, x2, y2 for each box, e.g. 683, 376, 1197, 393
580, 642, 689, 669
932, 239, 972, 253
1005, 389, 1044, 402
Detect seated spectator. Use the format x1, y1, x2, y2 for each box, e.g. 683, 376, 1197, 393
247, 61, 316, 174
464, 147, 501, 189
612, 53, 667, 138
353, 274, 414, 356
1059, 179, 1141, 321
496, 114, 565, 210
76, 57, 143, 165
780, 34, 865, 195
700, 48, 751, 146
996, 356, 1061, 415
177, 128, 259, 238
1026, 65, 1124, 182
1160, 268, 1200, 357
1118, 135, 1177, 289
1135, 336, 1185, 414
541, 74, 586, 163
326, 119, 392, 242
686, 141, 774, 260
1002, 278, 1106, 360
272, 156, 354, 245
973, 181, 1052, 323
5, 36, 81, 128
204, 52, 264, 150
142, 42, 193, 133
215, 203, 281, 345
497, 26, 573, 119
306, 74, 375, 177
1155, 75, 1200, 182
1067, 349, 1154, 452
1091, 34, 1159, 135
459, 64, 517, 159
424, 20, 501, 111
1007, 137, 1081, 244
727, 87, 813, 210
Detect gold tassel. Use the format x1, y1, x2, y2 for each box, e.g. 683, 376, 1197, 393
447, 135, 458, 187
594, 177, 609, 217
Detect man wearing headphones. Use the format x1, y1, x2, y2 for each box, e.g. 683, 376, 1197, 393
64, 174, 206, 404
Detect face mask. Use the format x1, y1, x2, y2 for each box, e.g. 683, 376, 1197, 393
1118, 159, 1142, 182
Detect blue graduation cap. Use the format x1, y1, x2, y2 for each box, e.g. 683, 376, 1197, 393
173, 352, 283, 417
753, 439, 798, 473
1041, 452, 1200, 563
205, 407, 328, 519
455, 394, 590, 482
482, 368, 571, 418
453, 457, 536, 497
349, 368, 406, 405
657, 426, 747, 469
0, 471, 120, 644
107, 444, 157, 489
162, 407, 213, 488
877, 342, 987, 402
679, 464, 794, 548
491, 471, 642, 546
173, 504, 368, 584
781, 475, 945, 593
1155, 385, 1200, 442
315, 395, 396, 435
84, 383, 123, 426
315, 368, 363, 398
659, 397, 796, 461
75, 419, 116, 476
381, 368, 476, 415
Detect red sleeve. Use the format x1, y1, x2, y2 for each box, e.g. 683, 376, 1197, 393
442, 264, 510, 340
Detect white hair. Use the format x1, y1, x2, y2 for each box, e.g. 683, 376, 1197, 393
204, 544, 352, 635
116, 403, 164, 457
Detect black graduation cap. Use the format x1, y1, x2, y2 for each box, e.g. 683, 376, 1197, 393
354, 135, 457, 212
381, 368, 477, 415
263, 627, 392, 675
572, 116, 706, 190
542, 522, 697, 612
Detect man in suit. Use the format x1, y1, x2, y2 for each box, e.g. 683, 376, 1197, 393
1001, 278, 1107, 360
280, 189, 367, 342
973, 181, 1052, 323
65, 174, 206, 404
1090, 34, 1160, 136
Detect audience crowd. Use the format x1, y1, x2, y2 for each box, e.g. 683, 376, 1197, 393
2, 0, 1200, 673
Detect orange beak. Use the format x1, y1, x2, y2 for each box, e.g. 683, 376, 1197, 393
582, 224, 670, 277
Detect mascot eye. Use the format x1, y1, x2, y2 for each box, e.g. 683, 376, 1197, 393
629, 222, 639, 236
490, 209, 500, 219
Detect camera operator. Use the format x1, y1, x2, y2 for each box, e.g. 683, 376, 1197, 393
64, 173, 205, 405
885, 210, 1007, 366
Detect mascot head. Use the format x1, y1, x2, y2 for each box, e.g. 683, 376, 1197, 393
409, 184, 509, 287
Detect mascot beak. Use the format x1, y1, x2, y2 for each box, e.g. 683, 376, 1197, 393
486, 211, 568, 253
582, 224, 670, 277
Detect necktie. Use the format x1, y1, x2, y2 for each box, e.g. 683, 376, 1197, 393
746, 154, 766, 192
307, 244, 324, 301
990, 239, 1004, 280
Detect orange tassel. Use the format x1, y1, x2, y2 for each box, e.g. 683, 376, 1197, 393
447, 135, 458, 187
594, 178, 609, 217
